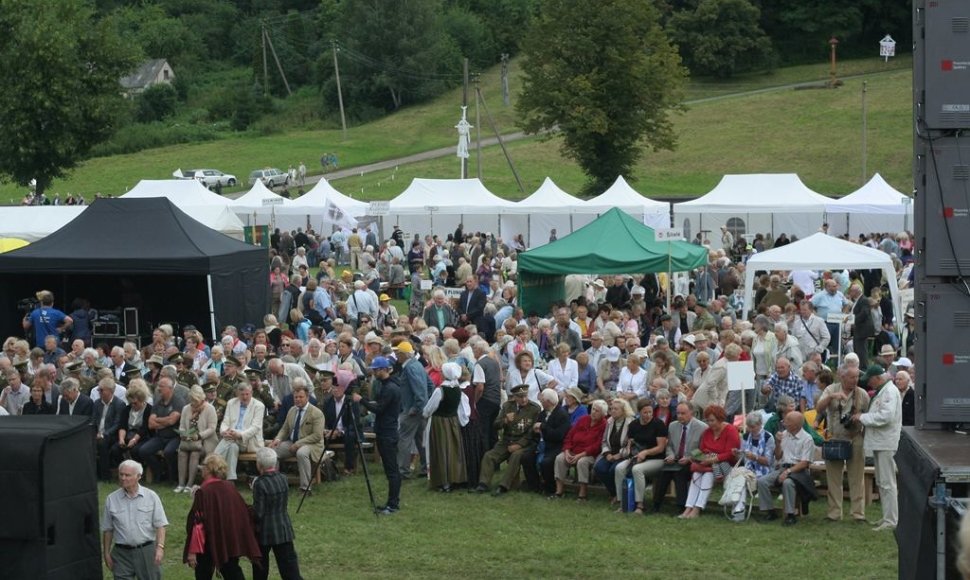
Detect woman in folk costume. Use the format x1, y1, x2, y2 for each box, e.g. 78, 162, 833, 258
422, 362, 469, 492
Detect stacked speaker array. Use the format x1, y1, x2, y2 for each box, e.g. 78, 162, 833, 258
913, 1, 970, 427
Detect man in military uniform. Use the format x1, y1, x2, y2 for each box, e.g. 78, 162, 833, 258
203, 383, 226, 424
218, 356, 246, 402
245, 367, 279, 438
175, 354, 198, 388
65, 360, 96, 395
472, 384, 541, 496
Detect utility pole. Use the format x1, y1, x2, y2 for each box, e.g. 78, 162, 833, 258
861, 80, 868, 184
264, 27, 292, 96
500, 53, 510, 106
475, 74, 482, 180
332, 40, 347, 139
261, 24, 269, 96
461, 58, 469, 179
477, 86, 525, 194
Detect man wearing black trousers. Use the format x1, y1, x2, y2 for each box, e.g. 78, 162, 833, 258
353, 357, 402, 515
652, 403, 707, 513
251, 448, 302, 580
471, 340, 502, 449
521, 388, 571, 495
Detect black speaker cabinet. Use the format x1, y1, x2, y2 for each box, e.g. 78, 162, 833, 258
0, 417, 101, 579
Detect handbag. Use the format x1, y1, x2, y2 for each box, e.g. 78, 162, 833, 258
180, 439, 203, 452
187, 512, 205, 555
719, 458, 755, 506
822, 439, 853, 461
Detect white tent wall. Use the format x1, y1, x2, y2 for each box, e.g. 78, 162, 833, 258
825, 213, 909, 238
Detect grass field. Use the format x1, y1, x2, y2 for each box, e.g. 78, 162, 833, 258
101, 468, 897, 579
0, 56, 911, 204
93, 288, 895, 580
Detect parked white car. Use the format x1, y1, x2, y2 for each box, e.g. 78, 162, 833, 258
176, 168, 237, 188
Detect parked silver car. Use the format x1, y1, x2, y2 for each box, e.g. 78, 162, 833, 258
182, 168, 237, 187
248, 168, 289, 188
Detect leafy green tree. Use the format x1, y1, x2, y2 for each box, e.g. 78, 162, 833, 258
668, 0, 774, 77
0, 0, 137, 196
136, 84, 180, 123
517, 0, 687, 195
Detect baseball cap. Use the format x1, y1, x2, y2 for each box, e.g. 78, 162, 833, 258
370, 356, 393, 370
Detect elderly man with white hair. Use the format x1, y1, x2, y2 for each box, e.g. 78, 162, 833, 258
267, 358, 312, 403
769, 322, 803, 370
214, 382, 266, 481
101, 459, 168, 580
422, 289, 458, 332
853, 364, 902, 532
346, 280, 379, 327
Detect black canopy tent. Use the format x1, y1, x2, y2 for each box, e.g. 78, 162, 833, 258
0, 197, 268, 341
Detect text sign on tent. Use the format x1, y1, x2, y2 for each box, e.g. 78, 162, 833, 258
655, 228, 684, 242
261, 198, 283, 206
367, 201, 389, 216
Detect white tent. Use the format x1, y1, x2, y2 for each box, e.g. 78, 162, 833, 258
824, 173, 914, 237
674, 174, 831, 248
290, 178, 363, 231
585, 176, 670, 229
0, 204, 245, 240
229, 180, 312, 232
388, 178, 515, 239
742, 232, 902, 326
500, 178, 587, 248
121, 179, 231, 207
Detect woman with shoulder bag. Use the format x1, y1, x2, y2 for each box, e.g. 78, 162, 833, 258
175, 386, 219, 493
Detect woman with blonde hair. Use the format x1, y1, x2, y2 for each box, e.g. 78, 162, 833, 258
176, 386, 219, 493
593, 398, 635, 504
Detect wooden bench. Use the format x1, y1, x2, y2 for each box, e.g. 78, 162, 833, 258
326, 432, 379, 465
809, 462, 878, 506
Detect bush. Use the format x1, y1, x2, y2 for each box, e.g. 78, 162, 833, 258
90, 122, 222, 157
136, 84, 180, 123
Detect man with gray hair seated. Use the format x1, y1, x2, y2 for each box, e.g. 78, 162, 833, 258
251, 448, 303, 580
101, 459, 168, 580
269, 382, 325, 494
215, 383, 266, 481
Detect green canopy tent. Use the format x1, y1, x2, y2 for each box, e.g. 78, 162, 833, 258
517, 208, 709, 314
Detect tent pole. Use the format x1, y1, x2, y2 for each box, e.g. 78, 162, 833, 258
666, 242, 672, 312
206, 274, 217, 342
527, 215, 531, 249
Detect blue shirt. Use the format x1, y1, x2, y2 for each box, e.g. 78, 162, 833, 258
235, 403, 249, 430
28, 307, 67, 347
811, 290, 846, 320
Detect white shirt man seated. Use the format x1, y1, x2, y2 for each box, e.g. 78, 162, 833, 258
213, 383, 266, 481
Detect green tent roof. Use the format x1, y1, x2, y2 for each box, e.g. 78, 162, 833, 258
517, 207, 708, 275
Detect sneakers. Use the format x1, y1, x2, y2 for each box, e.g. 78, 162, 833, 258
374, 505, 399, 516
872, 522, 896, 532
173, 486, 185, 493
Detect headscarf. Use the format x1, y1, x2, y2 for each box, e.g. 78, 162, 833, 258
441, 362, 462, 386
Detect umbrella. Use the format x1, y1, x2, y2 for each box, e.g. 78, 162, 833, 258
0, 238, 29, 253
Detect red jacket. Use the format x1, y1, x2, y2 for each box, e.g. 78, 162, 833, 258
184, 478, 262, 568
563, 414, 607, 457
691, 423, 741, 473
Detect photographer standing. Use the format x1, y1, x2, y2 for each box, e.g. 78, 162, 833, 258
353, 357, 402, 515
816, 366, 870, 522
22, 290, 72, 348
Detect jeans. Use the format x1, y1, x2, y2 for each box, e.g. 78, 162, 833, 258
593, 456, 622, 498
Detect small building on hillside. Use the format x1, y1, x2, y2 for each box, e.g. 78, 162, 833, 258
120, 59, 175, 96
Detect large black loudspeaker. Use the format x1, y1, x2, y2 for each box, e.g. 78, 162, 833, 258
0, 417, 102, 579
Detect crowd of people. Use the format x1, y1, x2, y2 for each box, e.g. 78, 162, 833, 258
0, 221, 925, 576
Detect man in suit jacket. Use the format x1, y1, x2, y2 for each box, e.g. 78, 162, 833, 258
108, 346, 138, 387
270, 383, 325, 492
92, 378, 127, 480
56, 377, 95, 419
652, 402, 708, 513
422, 290, 458, 332
251, 448, 303, 580
521, 388, 572, 495
322, 377, 361, 474
214, 383, 266, 481
850, 285, 875, 367
457, 276, 487, 327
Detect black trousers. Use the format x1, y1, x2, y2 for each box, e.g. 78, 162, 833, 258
327, 432, 357, 471
377, 436, 401, 510
96, 436, 114, 480
477, 399, 500, 450
653, 466, 691, 510
195, 553, 244, 580
520, 447, 557, 495
253, 541, 301, 580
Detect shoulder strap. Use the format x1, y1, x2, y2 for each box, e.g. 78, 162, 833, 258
799, 316, 820, 345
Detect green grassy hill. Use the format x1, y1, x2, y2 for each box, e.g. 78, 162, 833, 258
0, 55, 912, 203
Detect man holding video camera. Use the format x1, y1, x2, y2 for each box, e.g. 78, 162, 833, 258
816, 365, 870, 522
22, 290, 72, 348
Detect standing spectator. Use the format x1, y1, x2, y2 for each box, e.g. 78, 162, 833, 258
353, 356, 403, 515
101, 460, 168, 580
853, 365, 902, 532
251, 448, 303, 580
394, 341, 431, 479
849, 284, 876, 367
183, 455, 262, 579
422, 362, 468, 492
816, 366, 870, 522
22, 290, 72, 348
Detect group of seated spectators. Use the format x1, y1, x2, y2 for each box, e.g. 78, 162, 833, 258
1, 224, 914, 532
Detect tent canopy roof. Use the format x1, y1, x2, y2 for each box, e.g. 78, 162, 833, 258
292, 178, 368, 218
517, 207, 708, 274
825, 173, 912, 215
0, 198, 262, 273
741, 232, 902, 323
390, 178, 514, 214
506, 177, 582, 214
121, 179, 231, 207
675, 173, 831, 214
231, 180, 290, 209
584, 176, 668, 214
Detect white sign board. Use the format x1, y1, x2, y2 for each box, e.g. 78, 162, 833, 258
727, 360, 755, 392
827, 312, 854, 325
367, 201, 390, 216
420, 279, 433, 291
655, 229, 685, 242
261, 197, 283, 206
442, 287, 463, 300
880, 35, 896, 60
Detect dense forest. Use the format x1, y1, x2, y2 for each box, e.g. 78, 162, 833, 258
89, 0, 913, 154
